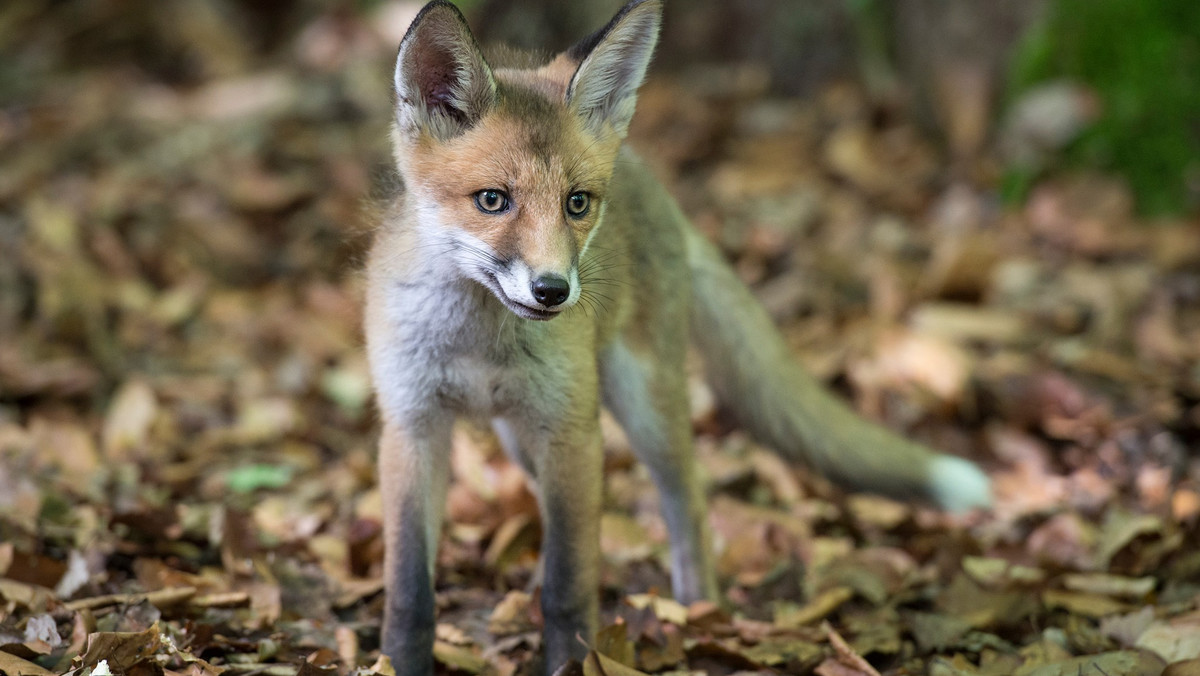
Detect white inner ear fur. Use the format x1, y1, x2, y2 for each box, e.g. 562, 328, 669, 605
567, 2, 661, 137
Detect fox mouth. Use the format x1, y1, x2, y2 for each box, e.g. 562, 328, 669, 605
481, 272, 560, 321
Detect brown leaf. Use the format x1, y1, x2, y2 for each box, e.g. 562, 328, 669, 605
0, 578, 54, 613
488, 590, 536, 637
1136, 618, 1200, 664
593, 622, 634, 667
742, 636, 824, 669
366, 656, 397, 676
1021, 650, 1166, 676
775, 586, 855, 629
857, 329, 972, 404
102, 379, 159, 461
625, 594, 688, 626
1041, 589, 1129, 619
1164, 659, 1200, 676
1096, 509, 1181, 575
910, 303, 1027, 346
905, 611, 973, 653
0, 347, 100, 398
1061, 573, 1156, 601
296, 659, 337, 676
0, 652, 56, 676
582, 650, 651, 676
482, 514, 539, 572
432, 640, 487, 674
79, 624, 162, 669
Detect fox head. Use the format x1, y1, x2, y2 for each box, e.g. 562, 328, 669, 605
391, 0, 661, 320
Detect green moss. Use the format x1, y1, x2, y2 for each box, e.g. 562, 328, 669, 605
1008, 0, 1200, 215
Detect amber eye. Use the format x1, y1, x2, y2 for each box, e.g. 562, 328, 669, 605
566, 192, 590, 217
474, 189, 510, 213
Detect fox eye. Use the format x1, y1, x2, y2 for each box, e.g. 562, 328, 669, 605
474, 189, 510, 214
566, 192, 590, 217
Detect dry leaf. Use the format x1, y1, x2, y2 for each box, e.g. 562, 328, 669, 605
79, 624, 162, 669
582, 649, 651, 676
102, 379, 158, 459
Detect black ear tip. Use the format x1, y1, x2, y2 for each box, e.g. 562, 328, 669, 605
401, 0, 471, 47
567, 0, 662, 63
422, 0, 468, 18
626, 0, 665, 16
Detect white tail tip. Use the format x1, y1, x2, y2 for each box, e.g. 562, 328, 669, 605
929, 455, 992, 513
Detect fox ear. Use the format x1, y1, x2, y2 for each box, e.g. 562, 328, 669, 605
565, 0, 662, 137
394, 0, 496, 139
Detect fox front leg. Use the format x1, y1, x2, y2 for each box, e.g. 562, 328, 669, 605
500, 408, 603, 672
378, 419, 452, 675
538, 430, 603, 669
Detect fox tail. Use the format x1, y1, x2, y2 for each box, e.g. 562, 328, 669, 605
685, 228, 990, 512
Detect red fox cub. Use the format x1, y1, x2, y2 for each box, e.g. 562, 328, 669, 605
366, 0, 990, 671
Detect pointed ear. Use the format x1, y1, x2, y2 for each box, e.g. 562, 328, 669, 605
394, 0, 496, 140
565, 0, 662, 137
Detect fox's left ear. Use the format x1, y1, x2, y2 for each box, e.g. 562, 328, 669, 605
565, 0, 662, 137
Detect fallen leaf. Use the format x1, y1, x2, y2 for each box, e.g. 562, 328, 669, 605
433, 640, 487, 674
1020, 650, 1165, 676
488, 590, 536, 636
0, 652, 56, 676
1136, 620, 1200, 664
102, 379, 158, 460
1061, 573, 1155, 600
906, 611, 973, 653
775, 586, 855, 628
593, 622, 635, 667
582, 649, 651, 676
1163, 659, 1200, 676
625, 594, 689, 627
79, 624, 162, 669
1041, 589, 1129, 619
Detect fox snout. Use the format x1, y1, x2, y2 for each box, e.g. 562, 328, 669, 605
458, 237, 580, 320
490, 260, 580, 320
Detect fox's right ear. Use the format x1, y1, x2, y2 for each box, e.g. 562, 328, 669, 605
394, 0, 496, 140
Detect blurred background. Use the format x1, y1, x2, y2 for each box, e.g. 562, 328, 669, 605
2, 0, 1200, 670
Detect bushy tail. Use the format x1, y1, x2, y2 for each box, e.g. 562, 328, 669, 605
685, 229, 990, 512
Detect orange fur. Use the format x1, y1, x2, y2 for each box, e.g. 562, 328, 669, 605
403, 95, 618, 267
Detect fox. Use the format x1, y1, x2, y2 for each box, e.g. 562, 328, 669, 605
365, 0, 991, 671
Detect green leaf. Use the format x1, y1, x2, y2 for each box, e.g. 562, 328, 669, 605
226, 463, 295, 493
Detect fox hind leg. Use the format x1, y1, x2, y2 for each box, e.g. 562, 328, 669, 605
601, 338, 719, 604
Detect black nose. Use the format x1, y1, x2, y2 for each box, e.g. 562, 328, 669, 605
531, 274, 570, 307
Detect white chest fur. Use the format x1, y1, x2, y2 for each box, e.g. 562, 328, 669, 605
367, 277, 538, 424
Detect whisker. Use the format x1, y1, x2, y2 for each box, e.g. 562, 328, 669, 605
495, 312, 510, 349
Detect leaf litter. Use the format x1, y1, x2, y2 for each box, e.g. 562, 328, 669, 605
2, 1, 1200, 674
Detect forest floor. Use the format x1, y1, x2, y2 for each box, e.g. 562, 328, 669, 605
2, 2, 1200, 675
